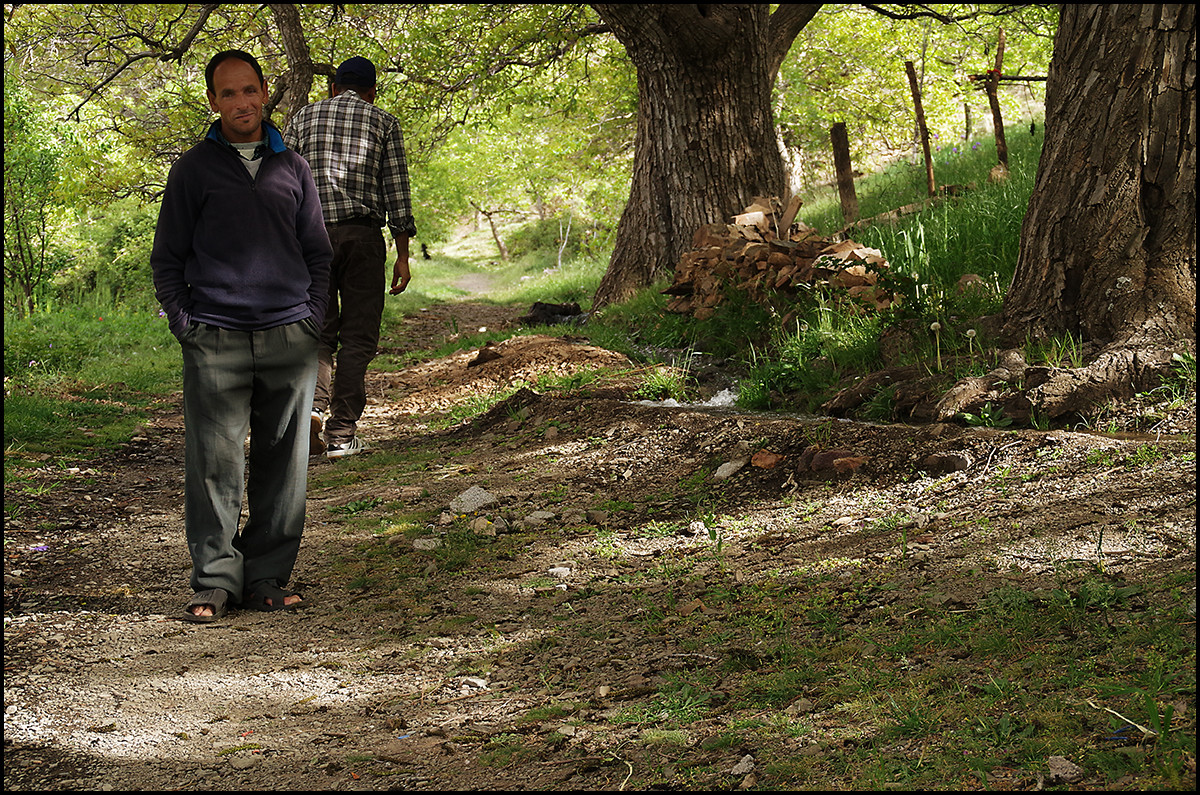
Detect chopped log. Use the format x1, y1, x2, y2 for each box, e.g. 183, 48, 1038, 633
777, 194, 804, 234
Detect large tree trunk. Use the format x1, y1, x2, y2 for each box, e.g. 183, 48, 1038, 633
943, 4, 1196, 422
1003, 4, 1195, 349
590, 4, 820, 308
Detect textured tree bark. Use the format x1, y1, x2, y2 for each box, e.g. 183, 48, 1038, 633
1003, 4, 1195, 350
981, 4, 1197, 419
904, 60, 936, 197
590, 4, 820, 308
267, 3, 318, 125
985, 28, 1008, 171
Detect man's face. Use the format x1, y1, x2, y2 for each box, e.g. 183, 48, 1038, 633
208, 58, 267, 143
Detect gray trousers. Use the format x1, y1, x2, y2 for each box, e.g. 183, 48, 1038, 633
180, 319, 320, 601
314, 221, 387, 444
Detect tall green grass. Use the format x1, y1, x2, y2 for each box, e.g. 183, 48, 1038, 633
732, 125, 1043, 413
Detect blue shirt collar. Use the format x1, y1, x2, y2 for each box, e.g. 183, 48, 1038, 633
206, 118, 286, 157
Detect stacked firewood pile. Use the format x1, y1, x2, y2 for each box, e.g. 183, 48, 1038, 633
663, 196, 900, 320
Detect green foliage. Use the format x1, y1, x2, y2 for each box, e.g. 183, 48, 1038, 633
3, 71, 69, 316
724, 125, 1041, 413
504, 213, 593, 262
836, 130, 1042, 291
739, 293, 883, 412
958, 402, 1013, 428
584, 288, 699, 360
617, 673, 720, 727
779, 5, 1056, 190
1026, 328, 1084, 369
633, 366, 690, 403
53, 199, 161, 309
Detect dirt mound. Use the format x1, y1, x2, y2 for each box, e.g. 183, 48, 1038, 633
379, 333, 637, 416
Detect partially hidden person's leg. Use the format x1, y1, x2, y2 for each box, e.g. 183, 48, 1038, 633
324, 224, 386, 446
312, 232, 342, 419
310, 227, 346, 455
239, 318, 320, 607
181, 325, 254, 613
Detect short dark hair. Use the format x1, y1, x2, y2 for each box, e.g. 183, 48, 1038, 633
332, 81, 375, 95
205, 49, 265, 94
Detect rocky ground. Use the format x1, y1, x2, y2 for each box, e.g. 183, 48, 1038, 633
3, 300, 1196, 791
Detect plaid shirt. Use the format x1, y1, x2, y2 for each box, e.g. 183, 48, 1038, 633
283, 90, 417, 239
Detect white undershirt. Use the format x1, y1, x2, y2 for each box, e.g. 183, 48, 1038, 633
231, 140, 265, 179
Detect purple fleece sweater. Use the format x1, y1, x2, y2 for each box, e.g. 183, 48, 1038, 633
151, 120, 332, 336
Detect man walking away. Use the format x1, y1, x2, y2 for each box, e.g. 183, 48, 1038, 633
284, 56, 418, 458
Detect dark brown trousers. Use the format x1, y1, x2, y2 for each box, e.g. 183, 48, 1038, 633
315, 221, 387, 443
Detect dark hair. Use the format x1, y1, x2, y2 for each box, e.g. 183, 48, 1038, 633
332, 81, 375, 95
205, 49, 265, 93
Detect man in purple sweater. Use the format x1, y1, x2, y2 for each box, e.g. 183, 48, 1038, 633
151, 50, 332, 623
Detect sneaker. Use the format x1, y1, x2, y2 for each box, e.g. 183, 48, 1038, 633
309, 410, 327, 455
326, 435, 368, 459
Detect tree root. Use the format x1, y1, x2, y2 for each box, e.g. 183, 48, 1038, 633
823, 341, 1193, 426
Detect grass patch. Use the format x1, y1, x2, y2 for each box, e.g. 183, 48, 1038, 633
5, 307, 179, 460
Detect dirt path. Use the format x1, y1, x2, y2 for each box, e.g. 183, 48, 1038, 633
3, 301, 1195, 791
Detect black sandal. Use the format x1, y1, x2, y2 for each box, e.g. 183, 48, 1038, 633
244, 583, 308, 612
183, 588, 230, 623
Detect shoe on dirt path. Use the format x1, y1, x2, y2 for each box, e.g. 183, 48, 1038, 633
243, 583, 308, 612
309, 410, 327, 456
182, 588, 231, 624
326, 435, 368, 459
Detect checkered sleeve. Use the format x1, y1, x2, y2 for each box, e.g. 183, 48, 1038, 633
381, 118, 417, 239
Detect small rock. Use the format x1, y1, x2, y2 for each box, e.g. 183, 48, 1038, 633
784, 698, 815, 715
809, 448, 857, 471
228, 752, 261, 771
1045, 755, 1084, 784
920, 452, 972, 473
751, 449, 783, 469
449, 486, 497, 514
713, 458, 748, 480
523, 510, 556, 527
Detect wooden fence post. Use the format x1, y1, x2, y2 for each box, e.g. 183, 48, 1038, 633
986, 27, 1010, 172
830, 122, 859, 225
904, 60, 936, 197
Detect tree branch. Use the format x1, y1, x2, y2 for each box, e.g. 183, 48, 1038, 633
767, 4, 823, 81
66, 3, 220, 121
861, 4, 1035, 25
